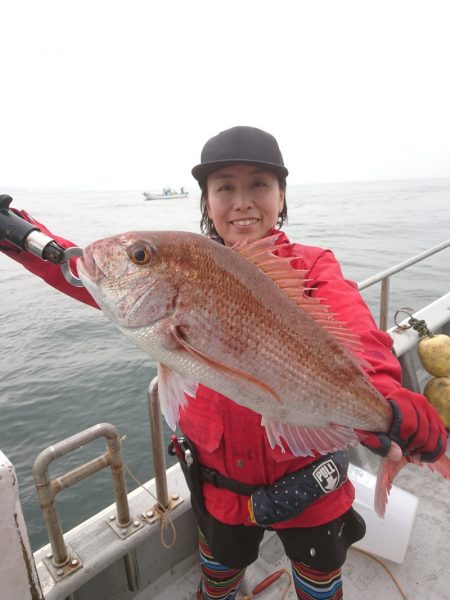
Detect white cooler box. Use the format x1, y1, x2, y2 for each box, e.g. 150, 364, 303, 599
349, 463, 418, 563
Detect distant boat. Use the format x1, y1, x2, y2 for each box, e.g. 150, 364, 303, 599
143, 187, 189, 201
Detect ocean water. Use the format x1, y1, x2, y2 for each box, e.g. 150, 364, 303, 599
1, 179, 449, 550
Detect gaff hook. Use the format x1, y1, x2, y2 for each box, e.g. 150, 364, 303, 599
60, 247, 84, 287
0, 194, 84, 287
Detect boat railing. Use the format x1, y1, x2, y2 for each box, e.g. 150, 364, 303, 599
357, 239, 450, 331
147, 377, 170, 510
30, 382, 177, 592
32, 423, 141, 590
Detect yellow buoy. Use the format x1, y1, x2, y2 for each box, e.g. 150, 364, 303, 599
418, 333, 450, 377
394, 309, 450, 377
423, 377, 450, 429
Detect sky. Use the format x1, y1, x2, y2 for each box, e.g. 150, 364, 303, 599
1, 0, 450, 190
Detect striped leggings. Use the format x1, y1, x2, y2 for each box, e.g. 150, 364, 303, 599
197, 529, 343, 600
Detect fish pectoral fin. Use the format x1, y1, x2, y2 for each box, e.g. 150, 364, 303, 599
157, 363, 198, 430
169, 325, 281, 403
261, 416, 360, 457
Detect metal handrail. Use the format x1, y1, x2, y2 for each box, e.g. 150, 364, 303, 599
357, 239, 450, 330
147, 377, 169, 510
33, 423, 131, 568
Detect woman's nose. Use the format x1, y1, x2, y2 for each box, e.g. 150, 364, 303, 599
233, 190, 253, 210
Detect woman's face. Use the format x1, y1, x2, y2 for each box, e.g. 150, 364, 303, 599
206, 164, 285, 246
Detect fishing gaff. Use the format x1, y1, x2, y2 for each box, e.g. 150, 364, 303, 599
0, 194, 84, 287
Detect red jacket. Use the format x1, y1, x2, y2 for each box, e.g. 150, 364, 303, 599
2, 224, 409, 528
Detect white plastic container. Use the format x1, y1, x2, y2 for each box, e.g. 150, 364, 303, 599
349, 462, 419, 563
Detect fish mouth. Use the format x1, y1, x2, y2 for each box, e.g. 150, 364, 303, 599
77, 249, 129, 324
77, 247, 105, 283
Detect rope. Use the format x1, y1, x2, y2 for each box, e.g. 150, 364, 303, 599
394, 308, 433, 338
241, 550, 407, 599
122, 462, 177, 548
119, 436, 177, 549
352, 547, 408, 599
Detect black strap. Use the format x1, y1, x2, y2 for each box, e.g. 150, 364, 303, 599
173, 434, 347, 500
170, 435, 261, 496
199, 453, 349, 499
200, 466, 261, 496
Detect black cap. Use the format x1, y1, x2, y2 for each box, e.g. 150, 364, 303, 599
191, 126, 289, 185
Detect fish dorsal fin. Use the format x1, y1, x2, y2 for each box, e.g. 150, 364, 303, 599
234, 234, 364, 357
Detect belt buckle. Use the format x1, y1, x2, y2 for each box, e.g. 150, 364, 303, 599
184, 448, 194, 466
203, 467, 218, 486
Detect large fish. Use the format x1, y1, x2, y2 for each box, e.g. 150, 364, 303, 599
77, 231, 450, 516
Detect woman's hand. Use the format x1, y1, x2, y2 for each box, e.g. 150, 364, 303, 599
358, 389, 447, 462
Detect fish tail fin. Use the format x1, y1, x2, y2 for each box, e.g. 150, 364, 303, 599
374, 453, 450, 518
374, 457, 407, 518
422, 453, 450, 479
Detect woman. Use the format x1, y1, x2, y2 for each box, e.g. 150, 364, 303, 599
1, 126, 446, 600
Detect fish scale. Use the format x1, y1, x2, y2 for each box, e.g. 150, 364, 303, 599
196, 251, 383, 429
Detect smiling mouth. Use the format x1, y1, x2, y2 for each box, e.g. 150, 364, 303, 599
231, 218, 259, 226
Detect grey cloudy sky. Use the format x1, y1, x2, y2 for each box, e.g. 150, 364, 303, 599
1, 0, 450, 190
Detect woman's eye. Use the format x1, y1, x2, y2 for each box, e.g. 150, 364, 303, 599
252, 180, 267, 188
127, 245, 151, 265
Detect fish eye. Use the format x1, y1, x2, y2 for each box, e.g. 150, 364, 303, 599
127, 244, 152, 265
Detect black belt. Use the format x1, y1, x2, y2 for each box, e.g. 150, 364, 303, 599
168, 434, 260, 496
168, 435, 347, 499
200, 465, 261, 496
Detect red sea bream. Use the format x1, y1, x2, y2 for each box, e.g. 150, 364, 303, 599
77, 231, 450, 516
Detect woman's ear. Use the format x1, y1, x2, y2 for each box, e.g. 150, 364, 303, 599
204, 196, 211, 219
279, 190, 285, 213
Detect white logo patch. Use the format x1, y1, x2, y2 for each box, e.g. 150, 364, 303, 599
312, 459, 340, 493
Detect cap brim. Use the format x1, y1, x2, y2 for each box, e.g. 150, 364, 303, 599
191, 160, 289, 184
